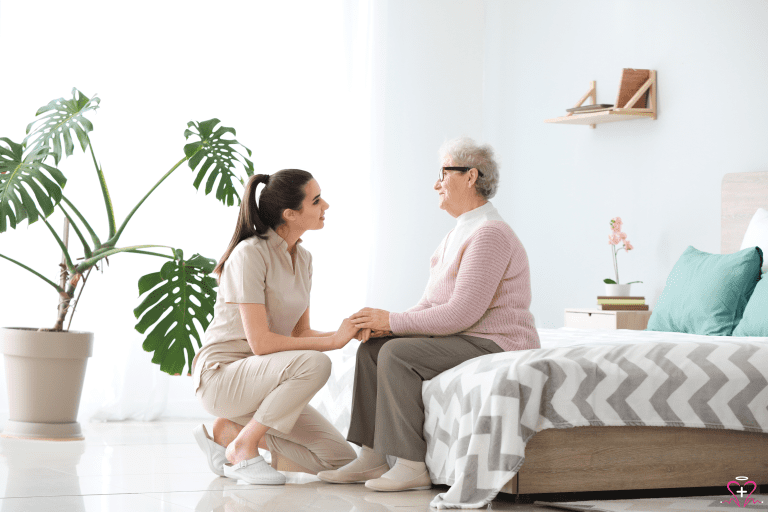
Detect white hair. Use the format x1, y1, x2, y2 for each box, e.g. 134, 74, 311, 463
438, 137, 500, 199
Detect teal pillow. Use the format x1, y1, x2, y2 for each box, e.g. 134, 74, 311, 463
646, 246, 763, 335
733, 276, 768, 336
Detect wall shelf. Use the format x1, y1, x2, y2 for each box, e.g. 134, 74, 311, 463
545, 70, 656, 128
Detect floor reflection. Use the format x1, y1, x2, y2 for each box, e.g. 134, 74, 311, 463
0, 420, 525, 511
194, 473, 437, 512
0, 437, 87, 510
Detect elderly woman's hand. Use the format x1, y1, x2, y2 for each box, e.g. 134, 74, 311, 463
350, 307, 391, 332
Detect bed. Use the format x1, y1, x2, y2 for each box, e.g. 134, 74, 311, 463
308, 171, 768, 509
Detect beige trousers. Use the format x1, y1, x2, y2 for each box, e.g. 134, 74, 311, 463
195, 349, 356, 474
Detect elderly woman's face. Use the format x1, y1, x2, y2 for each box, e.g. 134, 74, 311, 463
435, 156, 466, 213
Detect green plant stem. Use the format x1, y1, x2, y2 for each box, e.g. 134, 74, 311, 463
612, 245, 619, 284
124, 249, 175, 259
108, 156, 189, 246
86, 134, 116, 240
61, 195, 101, 247
66, 267, 93, 331
58, 204, 92, 258
75, 244, 175, 273
42, 217, 74, 272
89, 246, 114, 257
53, 280, 77, 331
0, 253, 65, 294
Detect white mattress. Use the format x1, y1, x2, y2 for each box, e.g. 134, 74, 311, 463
540, 326, 768, 348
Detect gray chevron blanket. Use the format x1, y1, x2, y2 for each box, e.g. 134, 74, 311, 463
308, 329, 768, 509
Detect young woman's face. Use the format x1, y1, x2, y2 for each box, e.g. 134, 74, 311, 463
291, 179, 329, 231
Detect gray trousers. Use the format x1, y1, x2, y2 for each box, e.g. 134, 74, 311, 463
346, 335, 503, 462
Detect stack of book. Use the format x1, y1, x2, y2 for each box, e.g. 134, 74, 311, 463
566, 104, 614, 114
597, 296, 648, 311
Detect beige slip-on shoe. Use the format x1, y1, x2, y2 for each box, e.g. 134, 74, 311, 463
317, 462, 390, 484
364, 470, 432, 491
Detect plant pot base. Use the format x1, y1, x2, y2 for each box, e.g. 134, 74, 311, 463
1, 420, 84, 441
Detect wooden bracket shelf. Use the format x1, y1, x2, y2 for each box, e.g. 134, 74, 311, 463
545, 70, 657, 128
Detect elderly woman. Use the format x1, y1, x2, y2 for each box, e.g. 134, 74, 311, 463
317, 137, 540, 492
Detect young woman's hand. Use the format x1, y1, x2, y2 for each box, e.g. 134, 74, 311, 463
330, 317, 359, 350
352, 328, 390, 343
355, 328, 372, 343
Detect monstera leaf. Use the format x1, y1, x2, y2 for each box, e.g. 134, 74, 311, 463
134, 250, 218, 376
0, 138, 66, 232
184, 119, 254, 207
24, 88, 100, 165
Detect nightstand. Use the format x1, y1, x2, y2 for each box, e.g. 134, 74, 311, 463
564, 308, 652, 330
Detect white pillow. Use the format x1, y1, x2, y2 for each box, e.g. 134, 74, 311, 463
740, 207, 768, 273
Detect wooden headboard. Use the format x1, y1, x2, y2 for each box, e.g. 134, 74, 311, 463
721, 171, 768, 254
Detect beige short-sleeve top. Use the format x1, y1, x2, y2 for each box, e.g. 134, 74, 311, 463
191, 228, 312, 391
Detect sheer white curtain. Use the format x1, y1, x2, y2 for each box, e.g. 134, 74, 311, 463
0, 0, 374, 421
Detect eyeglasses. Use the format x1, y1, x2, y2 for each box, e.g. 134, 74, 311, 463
438, 166, 485, 182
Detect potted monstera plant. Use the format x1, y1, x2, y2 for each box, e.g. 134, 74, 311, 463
0, 88, 251, 440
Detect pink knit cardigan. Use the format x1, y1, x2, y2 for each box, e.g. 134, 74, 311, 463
389, 221, 540, 352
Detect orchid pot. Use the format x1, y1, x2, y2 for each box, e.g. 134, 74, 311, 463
603, 216, 642, 297
604, 283, 632, 297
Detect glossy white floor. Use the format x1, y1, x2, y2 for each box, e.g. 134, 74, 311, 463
0, 418, 535, 512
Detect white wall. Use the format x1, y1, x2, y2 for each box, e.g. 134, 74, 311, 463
484, 0, 768, 327
0, 0, 372, 419
366, 0, 486, 310
368, 0, 768, 328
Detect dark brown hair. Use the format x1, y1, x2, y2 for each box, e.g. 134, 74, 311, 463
214, 169, 314, 277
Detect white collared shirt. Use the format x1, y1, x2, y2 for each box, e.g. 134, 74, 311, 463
442, 202, 506, 265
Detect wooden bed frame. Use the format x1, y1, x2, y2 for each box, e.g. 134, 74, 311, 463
501, 171, 768, 496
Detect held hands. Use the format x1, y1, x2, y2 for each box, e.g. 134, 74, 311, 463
354, 328, 372, 343
330, 317, 360, 350
350, 308, 391, 334
353, 328, 392, 343
330, 308, 393, 350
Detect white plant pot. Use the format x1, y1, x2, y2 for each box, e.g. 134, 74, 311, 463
0, 327, 93, 440
604, 284, 632, 297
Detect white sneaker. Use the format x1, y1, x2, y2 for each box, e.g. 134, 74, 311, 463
193, 424, 227, 477
223, 455, 287, 485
